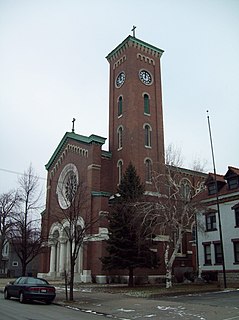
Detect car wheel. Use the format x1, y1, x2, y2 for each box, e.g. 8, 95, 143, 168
19, 292, 25, 303
4, 289, 10, 300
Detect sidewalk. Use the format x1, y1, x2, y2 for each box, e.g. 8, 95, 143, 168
0, 278, 225, 319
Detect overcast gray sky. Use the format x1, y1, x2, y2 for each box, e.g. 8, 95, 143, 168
0, 0, 238, 195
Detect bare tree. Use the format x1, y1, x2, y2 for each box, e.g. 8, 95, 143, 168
190, 156, 208, 173
138, 164, 205, 289
156, 166, 198, 288
0, 190, 20, 274
9, 165, 43, 276
165, 143, 184, 167
55, 174, 100, 301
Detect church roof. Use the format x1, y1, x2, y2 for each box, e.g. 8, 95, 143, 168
106, 35, 164, 61
45, 132, 106, 170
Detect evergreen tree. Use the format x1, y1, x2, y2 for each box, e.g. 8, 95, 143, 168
101, 162, 158, 286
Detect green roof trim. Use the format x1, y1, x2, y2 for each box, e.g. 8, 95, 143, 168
101, 150, 112, 158
45, 132, 107, 170
106, 35, 164, 60
91, 191, 111, 197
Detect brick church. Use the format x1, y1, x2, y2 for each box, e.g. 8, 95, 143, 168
38, 34, 206, 283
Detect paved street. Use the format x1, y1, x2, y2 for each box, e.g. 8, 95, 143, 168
0, 296, 102, 320
161, 289, 239, 308
1, 279, 239, 320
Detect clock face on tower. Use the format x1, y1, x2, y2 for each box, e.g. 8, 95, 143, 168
139, 69, 153, 85
115, 71, 126, 88
57, 163, 79, 209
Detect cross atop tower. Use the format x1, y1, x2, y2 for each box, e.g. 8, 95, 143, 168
72, 118, 76, 133
131, 25, 136, 37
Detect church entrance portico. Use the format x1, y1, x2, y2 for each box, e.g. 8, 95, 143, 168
39, 220, 85, 281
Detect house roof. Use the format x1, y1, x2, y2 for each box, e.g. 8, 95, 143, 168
224, 166, 239, 179
106, 35, 164, 61
205, 173, 226, 185
45, 132, 106, 170
194, 166, 239, 202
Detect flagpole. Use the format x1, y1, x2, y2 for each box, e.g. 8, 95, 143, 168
207, 110, 227, 288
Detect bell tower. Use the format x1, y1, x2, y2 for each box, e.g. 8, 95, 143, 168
106, 35, 165, 191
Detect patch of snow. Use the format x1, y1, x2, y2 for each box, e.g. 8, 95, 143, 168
117, 308, 135, 312
66, 306, 80, 311
157, 305, 206, 320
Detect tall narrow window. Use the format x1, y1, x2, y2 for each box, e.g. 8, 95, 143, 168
145, 158, 152, 183
180, 179, 192, 201
117, 160, 123, 185
232, 204, 239, 227
144, 124, 152, 147
144, 94, 150, 114
203, 243, 212, 265
214, 242, 222, 264
235, 207, 239, 227
117, 126, 123, 149
232, 240, 239, 263
118, 96, 123, 116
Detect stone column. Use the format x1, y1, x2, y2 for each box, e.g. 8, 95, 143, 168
59, 237, 67, 273
77, 246, 83, 273
49, 240, 56, 273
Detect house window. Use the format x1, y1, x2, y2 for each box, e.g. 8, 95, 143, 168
208, 183, 216, 195
117, 160, 123, 185
144, 124, 152, 147
117, 126, 123, 149
145, 158, 152, 183
205, 212, 217, 231
144, 94, 150, 114
232, 240, 239, 263
118, 96, 123, 116
214, 242, 222, 264
203, 243, 212, 265
235, 208, 239, 227
12, 261, 18, 267
228, 177, 239, 190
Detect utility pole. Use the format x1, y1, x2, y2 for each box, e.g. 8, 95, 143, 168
207, 110, 227, 288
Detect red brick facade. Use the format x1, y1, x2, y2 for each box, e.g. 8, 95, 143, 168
39, 36, 206, 283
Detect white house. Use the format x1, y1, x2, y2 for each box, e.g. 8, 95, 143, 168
196, 166, 239, 287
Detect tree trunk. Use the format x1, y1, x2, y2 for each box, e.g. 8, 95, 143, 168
164, 230, 183, 288
164, 243, 173, 288
64, 270, 68, 301
22, 263, 27, 276
69, 262, 74, 301
128, 267, 134, 287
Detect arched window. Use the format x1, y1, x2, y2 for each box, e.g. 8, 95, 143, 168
180, 178, 192, 201
145, 158, 152, 183
118, 96, 123, 116
144, 124, 152, 147
144, 94, 150, 114
117, 160, 123, 184
117, 126, 123, 149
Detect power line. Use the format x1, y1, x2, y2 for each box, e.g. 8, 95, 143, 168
0, 167, 47, 181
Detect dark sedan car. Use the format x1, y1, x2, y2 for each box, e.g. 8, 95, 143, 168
4, 276, 56, 304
